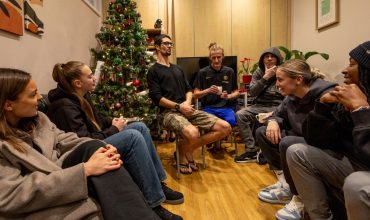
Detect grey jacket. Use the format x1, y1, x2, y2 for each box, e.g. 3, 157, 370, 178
249, 47, 284, 106
0, 112, 102, 220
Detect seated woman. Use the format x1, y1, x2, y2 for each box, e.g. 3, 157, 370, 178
46, 61, 183, 220
287, 41, 370, 220
0, 68, 159, 220
255, 59, 336, 220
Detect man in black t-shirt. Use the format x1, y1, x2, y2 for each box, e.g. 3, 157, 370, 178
193, 42, 239, 127
148, 35, 231, 175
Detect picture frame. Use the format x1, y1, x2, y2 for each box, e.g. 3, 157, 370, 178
316, 0, 339, 30
82, 0, 102, 16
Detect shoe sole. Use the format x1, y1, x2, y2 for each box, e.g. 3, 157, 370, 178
234, 159, 257, 163
258, 194, 291, 204
163, 197, 184, 205
275, 213, 302, 220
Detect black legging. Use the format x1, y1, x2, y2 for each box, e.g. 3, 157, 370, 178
256, 126, 306, 195
62, 140, 159, 220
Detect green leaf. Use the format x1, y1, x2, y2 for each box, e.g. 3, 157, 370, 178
304, 52, 329, 60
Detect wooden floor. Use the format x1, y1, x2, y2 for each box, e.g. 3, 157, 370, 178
157, 141, 283, 220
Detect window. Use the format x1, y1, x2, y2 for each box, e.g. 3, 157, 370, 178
83, 0, 102, 16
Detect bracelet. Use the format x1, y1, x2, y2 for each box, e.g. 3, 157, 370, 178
352, 106, 370, 112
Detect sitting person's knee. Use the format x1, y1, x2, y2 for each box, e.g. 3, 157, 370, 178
215, 119, 232, 136
182, 126, 200, 141
343, 172, 366, 195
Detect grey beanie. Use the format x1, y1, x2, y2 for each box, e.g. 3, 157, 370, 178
349, 41, 370, 68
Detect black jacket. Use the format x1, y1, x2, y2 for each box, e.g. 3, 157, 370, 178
47, 85, 119, 140
303, 102, 370, 170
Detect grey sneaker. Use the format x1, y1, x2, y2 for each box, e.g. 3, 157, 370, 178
260, 181, 283, 192
258, 185, 293, 204
276, 195, 304, 220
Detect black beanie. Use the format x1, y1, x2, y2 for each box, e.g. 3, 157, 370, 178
349, 41, 370, 68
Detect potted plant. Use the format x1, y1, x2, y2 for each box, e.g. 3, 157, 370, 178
238, 57, 253, 84
278, 46, 329, 62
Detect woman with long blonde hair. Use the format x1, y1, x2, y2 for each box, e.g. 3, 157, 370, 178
47, 61, 183, 220
255, 59, 337, 220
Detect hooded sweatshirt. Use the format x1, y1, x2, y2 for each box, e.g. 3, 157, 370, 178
249, 47, 284, 106
268, 78, 337, 136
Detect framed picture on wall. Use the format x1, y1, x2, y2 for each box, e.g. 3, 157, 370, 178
0, 0, 23, 35
82, 0, 102, 16
316, 0, 339, 30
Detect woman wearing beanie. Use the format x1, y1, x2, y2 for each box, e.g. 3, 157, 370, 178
286, 41, 370, 220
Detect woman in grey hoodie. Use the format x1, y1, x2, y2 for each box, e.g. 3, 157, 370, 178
255, 59, 337, 220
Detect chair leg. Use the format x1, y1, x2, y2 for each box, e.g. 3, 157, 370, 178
233, 130, 238, 156
175, 135, 180, 179
201, 145, 206, 169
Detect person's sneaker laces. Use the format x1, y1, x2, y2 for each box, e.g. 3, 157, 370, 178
256, 150, 268, 165
153, 205, 183, 220
234, 151, 257, 163
258, 185, 293, 204
161, 182, 184, 204
260, 181, 283, 192
275, 195, 304, 220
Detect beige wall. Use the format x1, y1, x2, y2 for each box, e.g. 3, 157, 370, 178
291, 0, 370, 82
136, 0, 290, 69
0, 0, 102, 93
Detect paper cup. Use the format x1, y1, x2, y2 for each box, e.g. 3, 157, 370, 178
217, 86, 222, 95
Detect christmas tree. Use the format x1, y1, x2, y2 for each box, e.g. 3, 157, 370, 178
91, 0, 155, 124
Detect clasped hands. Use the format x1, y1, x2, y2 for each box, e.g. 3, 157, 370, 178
84, 144, 123, 177
320, 84, 369, 111
208, 85, 229, 99
178, 101, 195, 117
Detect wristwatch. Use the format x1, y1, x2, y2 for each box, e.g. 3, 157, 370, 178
175, 103, 180, 111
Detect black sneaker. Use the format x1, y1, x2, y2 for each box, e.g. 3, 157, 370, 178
234, 151, 257, 163
256, 150, 268, 165
153, 205, 183, 220
161, 182, 184, 204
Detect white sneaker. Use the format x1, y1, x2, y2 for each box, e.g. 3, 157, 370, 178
258, 185, 293, 204
276, 195, 304, 220
260, 181, 283, 192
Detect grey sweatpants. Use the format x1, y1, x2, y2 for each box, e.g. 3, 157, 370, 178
286, 143, 355, 220
343, 171, 370, 220
235, 104, 278, 151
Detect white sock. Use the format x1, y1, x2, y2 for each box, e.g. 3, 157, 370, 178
273, 170, 289, 189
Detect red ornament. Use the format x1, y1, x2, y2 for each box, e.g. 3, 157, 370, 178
133, 79, 140, 87
114, 102, 122, 110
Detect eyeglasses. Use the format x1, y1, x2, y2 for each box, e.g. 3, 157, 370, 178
161, 42, 174, 47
